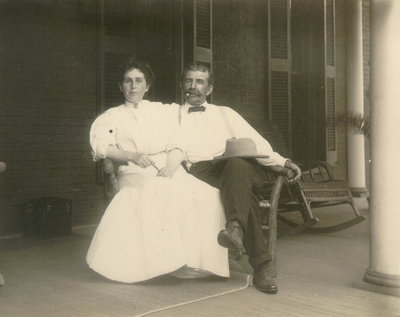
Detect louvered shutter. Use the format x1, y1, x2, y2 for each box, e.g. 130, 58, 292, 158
325, 0, 337, 165
194, 0, 212, 67
288, 0, 337, 164
266, 0, 292, 155
183, 0, 212, 68
183, 0, 213, 102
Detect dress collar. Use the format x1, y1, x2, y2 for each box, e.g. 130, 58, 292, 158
125, 100, 144, 109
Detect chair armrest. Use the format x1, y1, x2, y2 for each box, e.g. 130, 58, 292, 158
102, 159, 120, 195
261, 166, 297, 205
263, 166, 295, 179
103, 159, 115, 174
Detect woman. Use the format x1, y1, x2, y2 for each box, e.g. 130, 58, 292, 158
87, 59, 229, 283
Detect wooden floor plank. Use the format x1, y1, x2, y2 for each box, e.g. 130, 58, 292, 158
149, 199, 400, 317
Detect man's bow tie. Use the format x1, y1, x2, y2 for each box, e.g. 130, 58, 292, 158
188, 106, 206, 113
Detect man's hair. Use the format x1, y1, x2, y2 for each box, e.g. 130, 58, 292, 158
181, 64, 214, 86
118, 58, 155, 87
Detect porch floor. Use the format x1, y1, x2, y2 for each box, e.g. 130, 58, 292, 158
3, 198, 400, 316
146, 198, 400, 317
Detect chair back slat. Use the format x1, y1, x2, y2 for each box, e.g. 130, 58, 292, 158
262, 121, 291, 159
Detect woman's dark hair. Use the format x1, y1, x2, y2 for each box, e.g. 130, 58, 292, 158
118, 58, 155, 87
181, 64, 214, 86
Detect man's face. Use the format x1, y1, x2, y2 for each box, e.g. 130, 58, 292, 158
119, 68, 149, 104
182, 70, 213, 106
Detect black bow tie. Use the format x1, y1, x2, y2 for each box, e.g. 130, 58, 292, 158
188, 106, 206, 113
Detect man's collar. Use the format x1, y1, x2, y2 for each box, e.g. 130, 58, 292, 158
183, 101, 208, 109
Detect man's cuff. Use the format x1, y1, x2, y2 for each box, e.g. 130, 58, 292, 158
284, 159, 292, 168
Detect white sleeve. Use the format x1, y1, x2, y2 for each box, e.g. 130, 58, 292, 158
89, 112, 117, 161
224, 107, 288, 167
164, 103, 186, 155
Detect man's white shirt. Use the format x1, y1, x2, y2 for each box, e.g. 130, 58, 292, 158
179, 102, 287, 167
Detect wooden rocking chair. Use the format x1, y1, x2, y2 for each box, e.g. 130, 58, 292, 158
101, 158, 290, 279
261, 120, 366, 235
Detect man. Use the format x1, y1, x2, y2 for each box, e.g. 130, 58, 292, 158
179, 64, 301, 294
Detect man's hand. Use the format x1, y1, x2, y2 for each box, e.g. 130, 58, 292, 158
285, 159, 302, 183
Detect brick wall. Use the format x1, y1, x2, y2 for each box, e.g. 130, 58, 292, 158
334, 0, 349, 180
0, 1, 104, 237
362, 0, 371, 190
0, 0, 371, 238
362, 0, 371, 97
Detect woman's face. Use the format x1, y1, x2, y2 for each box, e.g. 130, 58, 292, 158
119, 68, 149, 104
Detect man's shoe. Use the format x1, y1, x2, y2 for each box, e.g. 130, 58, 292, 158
217, 220, 244, 254
253, 264, 278, 294
228, 248, 243, 260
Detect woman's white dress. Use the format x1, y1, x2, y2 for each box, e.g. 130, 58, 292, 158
87, 100, 229, 283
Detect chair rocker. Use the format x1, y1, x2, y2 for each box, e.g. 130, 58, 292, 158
261, 120, 366, 235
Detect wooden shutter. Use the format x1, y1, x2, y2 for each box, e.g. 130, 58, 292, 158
183, 0, 213, 102
183, 0, 212, 67
266, 0, 292, 155
325, 0, 337, 165
290, 0, 337, 164
194, 0, 212, 67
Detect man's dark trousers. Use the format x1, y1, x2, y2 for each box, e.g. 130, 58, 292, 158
188, 157, 271, 269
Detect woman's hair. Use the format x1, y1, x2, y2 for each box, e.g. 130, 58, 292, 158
181, 64, 214, 86
118, 58, 155, 87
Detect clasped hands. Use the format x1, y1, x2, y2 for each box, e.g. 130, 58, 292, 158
132, 153, 175, 178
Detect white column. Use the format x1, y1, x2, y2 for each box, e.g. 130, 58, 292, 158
364, 0, 400, 288
346, 0, 368, 198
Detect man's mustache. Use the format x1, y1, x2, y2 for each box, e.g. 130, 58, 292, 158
185, 90, 200, 96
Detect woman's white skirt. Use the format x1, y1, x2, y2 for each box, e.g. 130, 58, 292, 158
86, 156, 229, 283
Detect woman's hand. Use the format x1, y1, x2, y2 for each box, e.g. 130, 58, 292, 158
156, 167, 175, 178
106, 146, 153, 169
155, 148, 183, 178
130, 153, 156, 169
